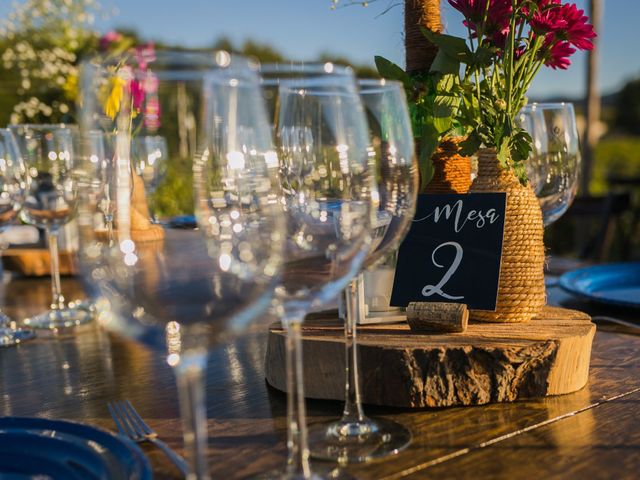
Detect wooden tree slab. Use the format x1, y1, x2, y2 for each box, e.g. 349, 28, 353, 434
264, 306, 595, 408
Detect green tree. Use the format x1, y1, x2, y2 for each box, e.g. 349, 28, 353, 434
614, 78, 640, 135
0, 0, 102, 124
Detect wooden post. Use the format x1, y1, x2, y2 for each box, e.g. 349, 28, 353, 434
582, 0, 602, 194
404, 0, 442, 73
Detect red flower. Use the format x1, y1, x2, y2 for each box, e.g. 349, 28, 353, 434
557, 3, 596, 50
542, 36, 575, 69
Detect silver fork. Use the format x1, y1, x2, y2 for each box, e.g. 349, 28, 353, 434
108, 400, 189, 477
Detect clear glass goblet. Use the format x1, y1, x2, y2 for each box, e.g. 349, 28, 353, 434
308, 79, 418, 463
262, 65, 376, 479
78, 50, 284, 479
0, 128, 35, 346
518, 102, 581, 226
9, 124, 93, 329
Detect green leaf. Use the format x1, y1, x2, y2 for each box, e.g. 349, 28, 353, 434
374, 56, 412, 89
496, 137, 510, 168
458, 132, 481, 157
509, 130, 533, 162
421, 29, 471, 61
472, 46, 494, 68
512, 161, 528, 186
433, 94, 461, 134
430, 49, 460, 74
418, 124, 439, 192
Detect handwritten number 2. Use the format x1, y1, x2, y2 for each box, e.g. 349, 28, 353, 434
421, 241, 464, 300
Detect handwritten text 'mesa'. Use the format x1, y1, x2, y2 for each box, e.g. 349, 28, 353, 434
414, 199, 501, 232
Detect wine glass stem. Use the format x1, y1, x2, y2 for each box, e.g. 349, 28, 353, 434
174, 349, 209, 480
47, 230, 65, 310
285, 311, 312, 478
341, 274, 366, 424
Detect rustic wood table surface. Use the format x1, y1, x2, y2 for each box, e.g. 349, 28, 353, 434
1, 273, 639, 479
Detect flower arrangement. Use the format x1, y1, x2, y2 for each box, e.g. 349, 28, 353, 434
376, 0, 595, 186
93, 32, 159, 132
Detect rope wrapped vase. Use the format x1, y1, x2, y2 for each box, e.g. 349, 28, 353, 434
469, 148, 546, 323
424, 137, 472, 194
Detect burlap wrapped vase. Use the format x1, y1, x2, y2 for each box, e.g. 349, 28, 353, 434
424, 137, 472, 194
469, 148, 545, 323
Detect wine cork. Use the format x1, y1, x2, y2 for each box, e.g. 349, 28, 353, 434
406, 302, 468, 333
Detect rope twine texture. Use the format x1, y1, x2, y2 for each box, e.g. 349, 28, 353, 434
424, 137, 472, 194
469, 148, 546, 323
405, 0, 442, 73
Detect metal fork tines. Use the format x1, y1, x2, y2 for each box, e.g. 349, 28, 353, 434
108, 400, 189, 476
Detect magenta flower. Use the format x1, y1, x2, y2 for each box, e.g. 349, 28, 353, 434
542, 36, 576, 70
130, 80, 145, 110
529, 0, 566, 34
558, 3, 596, 50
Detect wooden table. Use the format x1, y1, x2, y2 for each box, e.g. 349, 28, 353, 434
1, 274, 639, 479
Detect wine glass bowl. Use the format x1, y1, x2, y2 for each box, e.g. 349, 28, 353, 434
9, 124, 92, 329
78, 50, 284, 478
308, 79, 417, 463
11, 125, 77, 231
0, 128, 35, 346
518, 102, 581, 226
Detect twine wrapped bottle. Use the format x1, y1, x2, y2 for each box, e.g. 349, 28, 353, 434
424, 137, 472, 194
469, 148, 545, 323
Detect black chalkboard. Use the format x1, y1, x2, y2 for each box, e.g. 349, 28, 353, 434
390, 193, 507, 311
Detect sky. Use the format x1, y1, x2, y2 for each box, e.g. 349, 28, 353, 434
1, 0, 638, 98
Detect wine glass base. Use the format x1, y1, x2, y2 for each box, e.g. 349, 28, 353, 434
23, 306, 94, 329
309, 417, 411, 464
252, 466, 353, 480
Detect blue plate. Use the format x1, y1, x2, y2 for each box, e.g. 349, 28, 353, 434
559, 262, 640, 309
0, 417, 152, 480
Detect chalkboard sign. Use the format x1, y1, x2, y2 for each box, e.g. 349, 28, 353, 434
390, 193, 507, 311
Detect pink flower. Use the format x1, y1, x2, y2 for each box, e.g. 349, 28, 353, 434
130, 79, 145, 109
144, 95, 160, 131
542, 36, 575, 69
99, 31, 122, 51
557, 3, 596, 50
134, 43, 156, 71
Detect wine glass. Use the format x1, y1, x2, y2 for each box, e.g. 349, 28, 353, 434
262, 64, 375, 479
308, 79, 417, 463
131, 135, 168, 222
77, 50, 284, 479
0, 129, 36, 346
9, 124, 93, 329
518, 102, 581, 226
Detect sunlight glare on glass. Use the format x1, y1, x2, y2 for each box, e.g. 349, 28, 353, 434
120, 239, 135, 254
219, 253, 232, 271
227, 151, 245, 170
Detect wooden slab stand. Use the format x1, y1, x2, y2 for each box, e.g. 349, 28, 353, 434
265, 306, 595, 408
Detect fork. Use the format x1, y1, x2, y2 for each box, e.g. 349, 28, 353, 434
108, 400, 189, 476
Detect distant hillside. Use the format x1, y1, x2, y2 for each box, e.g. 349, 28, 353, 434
530, 90, 619, 109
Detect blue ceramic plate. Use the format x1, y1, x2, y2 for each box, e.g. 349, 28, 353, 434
559, 262, 640, 309
0, 417, 152, 480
